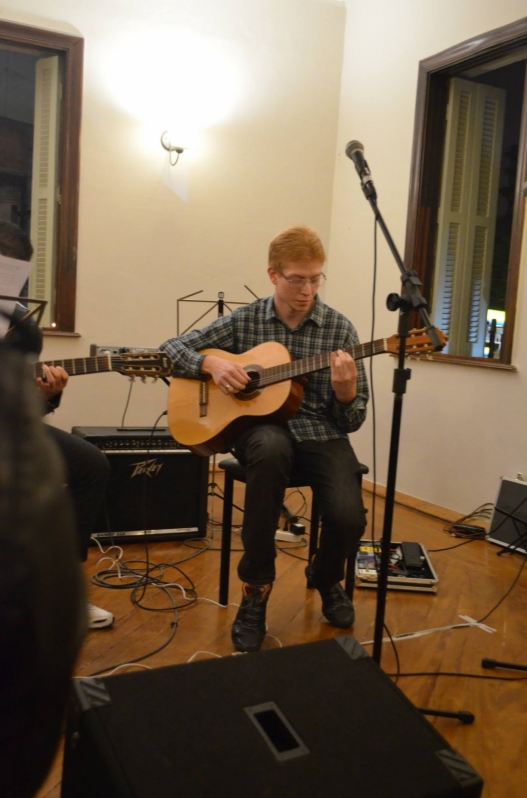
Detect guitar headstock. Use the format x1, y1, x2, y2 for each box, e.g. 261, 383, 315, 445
385, 327, 447, 357
115, 352, 172, 379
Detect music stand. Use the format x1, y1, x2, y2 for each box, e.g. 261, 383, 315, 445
177, 287, 259, 336
176, 287, 259, 505
0, 295, 47, 338
0, 294, 48, 335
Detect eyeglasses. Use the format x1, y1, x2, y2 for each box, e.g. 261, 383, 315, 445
276, 271, 326, 288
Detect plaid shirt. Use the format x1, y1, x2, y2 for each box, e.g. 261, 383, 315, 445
160, 296, 368, 442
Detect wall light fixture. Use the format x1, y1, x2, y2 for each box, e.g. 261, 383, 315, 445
161, 131, 185, 165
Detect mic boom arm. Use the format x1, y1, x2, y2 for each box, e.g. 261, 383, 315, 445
345, 139, 443, 351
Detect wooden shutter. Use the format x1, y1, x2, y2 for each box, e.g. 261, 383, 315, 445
28, 55, 60, 328
432, 77, 505, 356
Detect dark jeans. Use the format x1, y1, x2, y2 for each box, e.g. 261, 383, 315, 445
46, 426, 110, 561
234, 425, 367, 587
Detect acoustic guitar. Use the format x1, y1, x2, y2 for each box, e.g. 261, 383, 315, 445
167, 328, 445, 456
35, 351, 172, 381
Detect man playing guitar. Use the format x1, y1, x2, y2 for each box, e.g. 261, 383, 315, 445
161, 226, 369, 652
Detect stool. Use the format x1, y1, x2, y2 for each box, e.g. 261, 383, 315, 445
218, 457, 368, 605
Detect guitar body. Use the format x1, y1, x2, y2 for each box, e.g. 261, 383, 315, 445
167, 342, 303, 456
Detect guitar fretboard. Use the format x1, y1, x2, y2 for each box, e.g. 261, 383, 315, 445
253, 339, 387, 388
34, 356, 114, 379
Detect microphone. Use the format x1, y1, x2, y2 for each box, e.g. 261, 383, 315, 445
345, 140, 377, 200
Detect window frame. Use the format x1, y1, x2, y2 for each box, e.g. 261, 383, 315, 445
404, 16, 527, 367
0, 20, 83, 334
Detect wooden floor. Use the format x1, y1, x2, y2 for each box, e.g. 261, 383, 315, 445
37, 483, 527, 798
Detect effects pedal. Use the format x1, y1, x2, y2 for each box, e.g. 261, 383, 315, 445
401, 541, 423, 572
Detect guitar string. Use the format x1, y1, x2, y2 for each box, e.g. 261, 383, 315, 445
243, 335, 430, 390
34, 354, 168, 378
247, 340, 384, 390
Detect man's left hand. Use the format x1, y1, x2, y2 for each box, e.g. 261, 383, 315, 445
330, 349, 357, 405
37, 364, 69, 399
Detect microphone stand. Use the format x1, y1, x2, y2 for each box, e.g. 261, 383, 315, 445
348, 162, 472, 723
349, 163, 444, 663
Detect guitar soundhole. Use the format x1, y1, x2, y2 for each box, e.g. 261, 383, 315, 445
236, 368, 261, 401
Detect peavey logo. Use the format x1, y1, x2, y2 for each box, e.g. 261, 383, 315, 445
130, 458, 164, 478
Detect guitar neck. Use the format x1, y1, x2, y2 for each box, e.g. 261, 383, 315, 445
258, 338, 387, 387
34, 356, 116, 379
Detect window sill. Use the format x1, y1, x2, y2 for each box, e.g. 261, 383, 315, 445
43, 330, 81, 338
406, 352, 517, 371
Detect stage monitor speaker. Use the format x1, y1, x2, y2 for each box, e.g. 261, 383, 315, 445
71, 426, 208, 543
487, 476, 527, 555
61, 637, 483, 798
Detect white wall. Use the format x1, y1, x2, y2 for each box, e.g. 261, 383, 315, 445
4, 0, 526, 515
327, 0, 527, 514
1, 0, 345, 431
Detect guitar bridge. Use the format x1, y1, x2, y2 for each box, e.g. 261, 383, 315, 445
199, 379, 209, 417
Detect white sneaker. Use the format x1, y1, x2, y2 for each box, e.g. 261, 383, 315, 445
87, 602, 114, 629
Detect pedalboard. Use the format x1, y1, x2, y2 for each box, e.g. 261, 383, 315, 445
355, 539, 438, 592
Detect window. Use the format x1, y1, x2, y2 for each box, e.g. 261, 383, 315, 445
404, 17, 527, 366
0, 20, 83, 333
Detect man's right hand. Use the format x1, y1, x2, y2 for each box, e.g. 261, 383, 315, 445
201, 355, 250, 396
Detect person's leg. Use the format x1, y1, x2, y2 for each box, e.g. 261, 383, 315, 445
297, 438, 366, 626
46, 426, 114, 628
231, 424, 294, 651
46, 426, 110, 560
234, 424, 294, 585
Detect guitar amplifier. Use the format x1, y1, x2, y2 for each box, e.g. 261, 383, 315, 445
71, 427, 208, 543
487, 476, 527, 554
